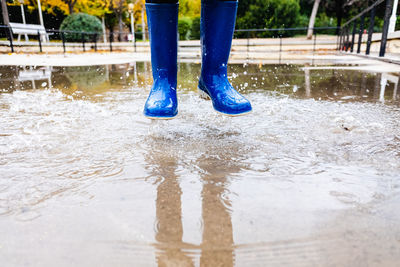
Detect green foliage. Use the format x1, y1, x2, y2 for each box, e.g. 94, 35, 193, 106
60, 13, 102, 41
65, 66, 107, 89
315, 13, 336, 28
285, 13, 337, 36
314, 13, 337, 35
298, 0, 314, 16
178, 17, 192, 40
396, 16, 400, 31
236, 0, 301, 37
135, 25, 146, 41
179, 0, 201, 17
373, 17, 384, 32
297, 14, 309, 27
190, 16, 201, 40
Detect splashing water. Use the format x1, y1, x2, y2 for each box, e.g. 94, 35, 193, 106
0, 63, 400, 266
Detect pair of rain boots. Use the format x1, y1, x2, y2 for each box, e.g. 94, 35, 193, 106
144, 0, 252, 119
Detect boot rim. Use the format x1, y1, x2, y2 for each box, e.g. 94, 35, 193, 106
145, 2, 178, 9
201, 0, 238, 7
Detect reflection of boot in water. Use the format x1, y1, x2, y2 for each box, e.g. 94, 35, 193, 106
155, 174, 194, 267
200, 180, 234, 267
197, 154, 237, 267
147, 136, 193, 266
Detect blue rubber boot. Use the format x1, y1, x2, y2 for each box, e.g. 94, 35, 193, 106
199, 0, 252, 116
144, 3, 178, 119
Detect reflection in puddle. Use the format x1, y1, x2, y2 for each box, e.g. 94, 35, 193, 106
1, 63, 400, 104
147, 131, 241, 266
0, 63, 400, 266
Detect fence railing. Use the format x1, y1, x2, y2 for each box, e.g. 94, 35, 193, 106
338, 0, 396, 57
1, 24, 340, 55
2, 1, 399, 60
233, 27, 338, 55
0, 25, 149, 53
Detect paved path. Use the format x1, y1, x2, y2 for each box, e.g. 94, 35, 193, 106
0, 52, 400, 74
0, 52, 150, 66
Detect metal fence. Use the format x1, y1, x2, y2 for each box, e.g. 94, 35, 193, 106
233, 27, 338, 54
0, 24, 148, 53
234, 26, 338, 38
1, 24, 340, 55
338, 0, 396, 57
1, 0, 399, 59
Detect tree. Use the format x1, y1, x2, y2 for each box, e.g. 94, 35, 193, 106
131, 0, 144, 26
236, 0, 301, 37
1, 0, 10, 25
306, 0, 321, 39
108, 0, 126, 40
122, 0, 147, 40
335, 0, 343, 34
60, 12, 102, 40
63, 0, 77, 14
23, 0, 108, 16
76, 0, 109, 17
300, 0, 368, 35
35, 0, 77, 14
179, 0, 200, 18
22, 0, 67, 15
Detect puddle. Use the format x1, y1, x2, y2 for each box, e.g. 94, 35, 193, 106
0, 63, 399, 266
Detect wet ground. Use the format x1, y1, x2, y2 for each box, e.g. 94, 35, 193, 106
0, 62, 400, 266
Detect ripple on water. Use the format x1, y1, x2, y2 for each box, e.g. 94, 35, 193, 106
0, 64, 400, 265
14, 207, 41, 222
1, 85, 400, 213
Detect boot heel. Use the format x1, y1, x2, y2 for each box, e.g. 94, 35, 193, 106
198, 87, 211, 100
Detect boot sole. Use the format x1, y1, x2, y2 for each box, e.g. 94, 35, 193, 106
144, 114, 177, 120
215, 109, 253, 117
198, 87, 252, 117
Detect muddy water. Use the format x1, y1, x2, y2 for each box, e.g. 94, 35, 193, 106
0, 63, 400, 267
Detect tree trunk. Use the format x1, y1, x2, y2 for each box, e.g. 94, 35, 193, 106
336, 0, 344, 35
118, 13, 123, 41
1, 0, 10, 25
102, 17, 107, 43
307, 0, 321, 39
68, 2, 74, 14
141, 8, 146, 41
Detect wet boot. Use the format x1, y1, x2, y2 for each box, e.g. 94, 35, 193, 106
198, 0, 252, 116
144, 2, 178, 119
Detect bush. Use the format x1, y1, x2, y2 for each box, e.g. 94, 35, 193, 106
291, 13, 337, 36
190, 16, 201, 40
178, 17, 192, 40
60, 13, 102, 42
397, 16, 400, 31
297, 14, 309, 27
136, 25, 146, 41
236, 0, 301, 38
314, 13, 337, 35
